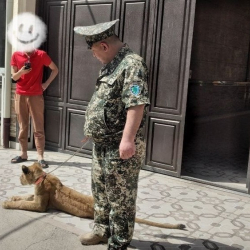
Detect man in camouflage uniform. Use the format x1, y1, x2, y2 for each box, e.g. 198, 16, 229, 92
74, 19, 150, 250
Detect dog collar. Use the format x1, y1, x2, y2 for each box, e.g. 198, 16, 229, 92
35, 172, 47, 185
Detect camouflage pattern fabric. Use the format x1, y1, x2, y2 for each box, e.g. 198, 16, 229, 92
85, 27, 115, 49
91, 138, 146, 249
84, 44, 150, 143
85, 44, 150, 249
74, 19, 119, 49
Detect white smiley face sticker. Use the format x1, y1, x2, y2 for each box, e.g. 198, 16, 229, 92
7, 12, 47, 52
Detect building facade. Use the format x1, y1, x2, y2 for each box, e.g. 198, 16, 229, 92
2, 0, 250, 194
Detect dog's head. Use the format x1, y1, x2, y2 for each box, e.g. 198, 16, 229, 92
20, 162, 44, 185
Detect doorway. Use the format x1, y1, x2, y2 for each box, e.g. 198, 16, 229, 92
182, 0, 250, 193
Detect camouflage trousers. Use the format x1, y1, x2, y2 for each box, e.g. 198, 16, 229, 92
91, 138, 146, 250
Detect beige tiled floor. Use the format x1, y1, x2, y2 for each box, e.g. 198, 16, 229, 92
0, 147, 250, 250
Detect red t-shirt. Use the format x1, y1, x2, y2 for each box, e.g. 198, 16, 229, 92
11, 50, 52, 95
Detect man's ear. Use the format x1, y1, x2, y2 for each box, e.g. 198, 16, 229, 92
22, 165, 30, 175
100, 42, 109, 52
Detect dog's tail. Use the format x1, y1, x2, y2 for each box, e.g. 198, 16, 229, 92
135, 217, 185, 229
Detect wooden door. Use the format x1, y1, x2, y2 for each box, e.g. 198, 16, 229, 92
37, 0, 196, 176
144, 0, 196, 176
37, 0, 152, 157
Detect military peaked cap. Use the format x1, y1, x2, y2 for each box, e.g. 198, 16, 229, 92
74, 19, 119, 49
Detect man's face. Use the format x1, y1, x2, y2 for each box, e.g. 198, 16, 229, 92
91, 42, 109, 64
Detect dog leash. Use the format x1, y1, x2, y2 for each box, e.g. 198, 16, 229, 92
46, 137, 90, 175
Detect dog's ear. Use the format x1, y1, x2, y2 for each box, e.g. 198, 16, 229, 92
22, 165, 30, 175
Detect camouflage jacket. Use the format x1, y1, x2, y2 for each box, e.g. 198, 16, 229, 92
84, 44, 150, 143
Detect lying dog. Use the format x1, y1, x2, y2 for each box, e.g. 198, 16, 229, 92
2, 162, 185, 229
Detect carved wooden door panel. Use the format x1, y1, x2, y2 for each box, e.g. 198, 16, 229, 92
144, 0, 196, 176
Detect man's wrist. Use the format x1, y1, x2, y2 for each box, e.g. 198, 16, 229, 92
121, 136, 135, 143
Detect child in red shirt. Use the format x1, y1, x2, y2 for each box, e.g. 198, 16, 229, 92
11, 49, 58, 168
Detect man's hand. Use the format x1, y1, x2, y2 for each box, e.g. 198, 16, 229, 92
19, 66, 32, 75
119, 139, 135, 159
42, 82, 50, 91
11, 66, 32, 82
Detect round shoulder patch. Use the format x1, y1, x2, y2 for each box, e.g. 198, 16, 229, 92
130, 84, 141, 96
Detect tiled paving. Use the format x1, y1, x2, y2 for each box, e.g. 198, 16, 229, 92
182, 150, 249, 193
0, 147, 250, 250
182, 134, 249, 193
